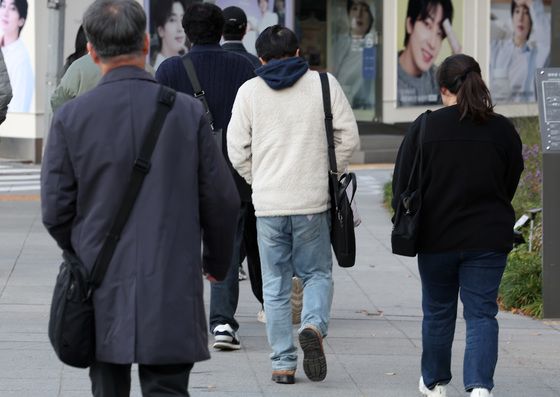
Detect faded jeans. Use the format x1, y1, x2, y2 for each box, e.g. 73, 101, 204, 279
418, 251, 507, 392
256, 211, 333, 371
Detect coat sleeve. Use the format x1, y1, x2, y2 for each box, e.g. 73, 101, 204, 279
505, 126, 524, 201
227, 83, 253, 184
197, 113, 241, 281
328, 73, 360, 172
50, 62, 80, 113
41, 113, 78, 251
0, 50, 12, 124
391, 115, 422, 217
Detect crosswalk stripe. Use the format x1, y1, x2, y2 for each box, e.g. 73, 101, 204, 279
0, 175, 40, 181
0, 185, 40, 192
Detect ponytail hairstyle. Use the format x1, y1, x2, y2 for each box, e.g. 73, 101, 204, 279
437, 54, 494, 123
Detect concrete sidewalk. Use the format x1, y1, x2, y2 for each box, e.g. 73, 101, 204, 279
0, 168, 559, 396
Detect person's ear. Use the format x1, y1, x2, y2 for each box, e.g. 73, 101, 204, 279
143, 33, 150, 55
157, 26, 165, 39
296, 48, 300, 57
406, 17, 414, 35
440, 87, 450, 96
18, 17, 25, 28
259, 57, 267, 65
87, 42, 101, 65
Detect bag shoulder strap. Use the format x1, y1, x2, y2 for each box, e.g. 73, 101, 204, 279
320, 72, 344, 211
89, 85, 176, 289
405, 110, 429, 190
182, 56, 216, 130
319, 72, 337, 175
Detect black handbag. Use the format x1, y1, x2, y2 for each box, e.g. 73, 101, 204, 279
48, 85, 176, 368
391, 111, 429, 257
319, 72, 356, 268
182, 56, 223, 151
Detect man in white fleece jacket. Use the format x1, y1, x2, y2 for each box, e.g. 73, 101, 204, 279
227, 25, 359, 385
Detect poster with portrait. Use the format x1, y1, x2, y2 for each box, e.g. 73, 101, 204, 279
396, 0, 463, 107
147, 0, 193, 71
330, 0, 378, 119
490, 0, 551, 104
214, 0, 293, 55
0, 0, 34, 113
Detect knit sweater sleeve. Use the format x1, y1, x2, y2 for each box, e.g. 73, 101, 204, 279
227, 80, 254, 184
328, 73, 360, 172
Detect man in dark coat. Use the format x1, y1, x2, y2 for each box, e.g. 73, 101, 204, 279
221, 6, 261, 70
41, 1, 240, 395
221, 5, 264, 314
156, 2, 255, 351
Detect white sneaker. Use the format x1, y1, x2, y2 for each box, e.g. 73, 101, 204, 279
470, 388, 493, 397
212, 324, 241, 350
419, 377, 447, 397
257, 308, 266, 324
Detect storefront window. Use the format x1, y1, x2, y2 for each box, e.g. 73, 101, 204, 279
328, 0, 378, 121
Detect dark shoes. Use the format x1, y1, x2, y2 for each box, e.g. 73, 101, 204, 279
299, 326, 327, 381
271, 369, 296, 384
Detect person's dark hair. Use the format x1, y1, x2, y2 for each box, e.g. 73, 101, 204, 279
346, 0, 374, 36
404, 0, 453, 47
437, 54, 494, 123
7, 0, 28, 34
510, 0, 532, 40
62, 25, 88, 74
183, 3, 224, 45
83, 0, 146, 60
256, 25, 299, 62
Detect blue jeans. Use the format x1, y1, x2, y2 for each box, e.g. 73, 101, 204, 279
209, 203, 246, 332
256, 212, 333, 371
418, 251, 507, 392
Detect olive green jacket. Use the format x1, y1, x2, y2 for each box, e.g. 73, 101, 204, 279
0, 50, 12, 124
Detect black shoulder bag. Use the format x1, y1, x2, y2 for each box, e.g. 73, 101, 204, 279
182, 56, 223, 151
391, 111, 429, 257
319, 72, 357, 268
48, 85, 176, 368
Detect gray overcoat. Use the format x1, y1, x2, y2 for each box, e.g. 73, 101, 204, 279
41, 66, 240, 365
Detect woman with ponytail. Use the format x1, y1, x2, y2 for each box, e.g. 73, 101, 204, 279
392, 54, 524, 397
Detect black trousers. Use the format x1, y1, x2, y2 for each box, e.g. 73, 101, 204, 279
241, 201, 263, 305
89, 361, 194, 397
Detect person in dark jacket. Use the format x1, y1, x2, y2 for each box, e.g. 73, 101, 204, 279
156, 2, 255, 352
221, 4, 264, 313
41, 1, 239, 395
392, 54, 524, 397
222, 6, 261, 69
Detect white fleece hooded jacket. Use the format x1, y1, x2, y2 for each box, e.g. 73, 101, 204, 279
227, 58, 360, 217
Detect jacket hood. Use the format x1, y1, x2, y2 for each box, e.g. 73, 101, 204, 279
255, 57, 309, 90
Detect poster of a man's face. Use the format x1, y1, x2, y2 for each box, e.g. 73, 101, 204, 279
396, 0, 462, 107
149, 0, 189, 71
0, 0, 34, 113
489, 0, 551, 104
331, 0, 378, 118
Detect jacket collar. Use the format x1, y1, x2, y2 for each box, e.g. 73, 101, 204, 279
189, 44, 224, 53
98, 65, 155, 86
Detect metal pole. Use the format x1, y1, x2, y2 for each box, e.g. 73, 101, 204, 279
43, 0, 66, 159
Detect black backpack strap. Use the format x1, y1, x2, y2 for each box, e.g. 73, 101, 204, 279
89, 85, 176, 289
182, 56, 216, 131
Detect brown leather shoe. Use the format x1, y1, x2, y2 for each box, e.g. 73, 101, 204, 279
271, 369, 296, 384
299, 326, 327, 381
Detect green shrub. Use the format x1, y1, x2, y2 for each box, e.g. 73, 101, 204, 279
500, 246, 543, 318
